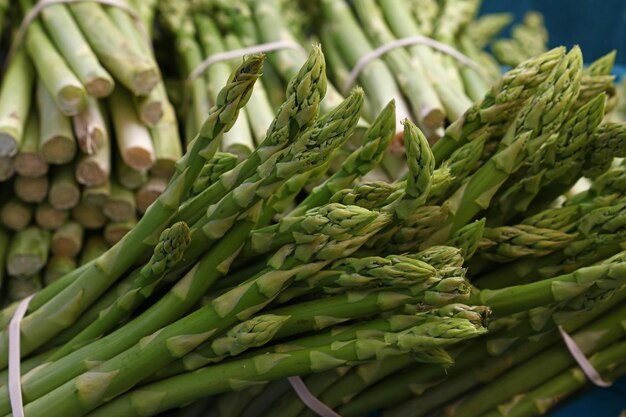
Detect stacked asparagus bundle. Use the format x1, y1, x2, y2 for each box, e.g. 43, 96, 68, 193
0, 0, 183, 300
492, 12, 549, 67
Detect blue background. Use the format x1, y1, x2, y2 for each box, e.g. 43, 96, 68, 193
479, 0, 626, 77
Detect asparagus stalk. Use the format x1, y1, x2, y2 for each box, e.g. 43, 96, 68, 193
431, 47, 567, 164
195, 15, 255, 158
72, 96, 108, 155
79, 236, 108, 265
37, 81, 77, 165
6, 226, 51, 277
445, 304, 626, 417
104, 217, 138, 246
71, 203, 106, 230
0, 226, 8, 288
35, 202, 68, 231
478, 340, 626, 417
353, 0, 445, 128
135, 176, 168, 214
320, 0, 411, 128
115, 153, 148, 191
290, 100, 396, 217
49, 222, 191, 359
87, 308, 487, 417
190, 152, 238, 197
103, 180, 137, 222
0, 198, 33, 232
44, 256, 77, 286
16, 207, 386, 417
150, 100, 182, 179
14, 175, 49, 203
69, 2, 160, 95
19, 0, 87, 115
109, 88, 156, 171
75, 131, 111, 187
14, 111, 48, 178
174, 46, 327, 227
0, 156, 13, 181
7, 274, 42, 302
37, 2, 114, 97
583, 122, 626, 179
49, 164, 81, 210
433, 47, 583, 240
0, 49, 34, 157
51, 221, 83, 258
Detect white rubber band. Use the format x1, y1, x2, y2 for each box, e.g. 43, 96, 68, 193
343, 35, 487, 93
558, 325, 612, 387
8, 295, 34, 417
187, 40, 306, 83
8, 0, 148, 67
288, 376, 342, 417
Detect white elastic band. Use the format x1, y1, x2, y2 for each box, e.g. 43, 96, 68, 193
8, 0, 148, 67
287, 376, 342, 417
558, 325, 612, 387
8, 295, 34, 417
187, 40, 306, 83
343, 35, 487, 93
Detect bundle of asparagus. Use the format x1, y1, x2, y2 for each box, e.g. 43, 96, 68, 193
0, 1, 183, 299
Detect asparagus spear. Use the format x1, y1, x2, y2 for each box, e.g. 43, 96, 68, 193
0, 198, 33, 232
583, 122, 626, 178
289, 100, 395, 217
69, 2, 160, 95
0, 226, 9, 288
0, 49, 34, 157
433, 47, 583, 240
71, 203, 106, 230
35, 202, 69, 231
150, 100, 182, 179
174, 46, 327, 226
14, 175, 49, 203
104, 217, 138, 246
16, 207, 386, 416
72, 96, 108, 155
103, 181, 137, 222
45, 256, 77, 286
37, 2, 114, 97
431, 47, 566, 164
49, 222, 191, 359
115, 153, 148, 191
49, 164, 81, 210
445, 304, 626, 417
478, 340, 626, 417
0, 156, 13, 181
353, 0, 445, 129
79, 236, 108, 265
51, 221, 84, 258
19, 0, 87, 115
109, 88, 156, 171
478, 225, 577, 263
135, 176, 168, 214
190, 152, 238, 197
37, 81, 77, 165
6, 226, 51, 277
7, 274, 42, 302
75, 131, 111, 187
84, 307, 487, 417
14, 111, 48, 178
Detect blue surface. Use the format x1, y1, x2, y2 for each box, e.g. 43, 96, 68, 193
551, 376, 626, 417
480, 0, 626, 65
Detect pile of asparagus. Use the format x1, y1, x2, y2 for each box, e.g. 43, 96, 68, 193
0, 0, 183, 301
0, 22, 621, 417
491, 11, 549, 67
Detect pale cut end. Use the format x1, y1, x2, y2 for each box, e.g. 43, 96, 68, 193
1, 207, 32, 231
86, 76, 115, 98
123, 146, 156, 171
14, 176, 49, 203
104, 223, 133, 246
0, 156, 15, 180
76, 160, 109, 187
41, 135, 77, 164
0, 133, 18, 157
49, 185, 81, 210
103, 201, 135, 222
8, 255, 44, 276
82, 191, 109, 208
14, 154, 49, 178
35, 205, 69, 231
139, 102, 164, 127
132, 68, 161, 96
422, 108, 446, 130
57, 85, 87, 116
72, 204, 106, 230
51, 236, 80, 258
136, 177, 167, 214
151, 160, 176, 179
